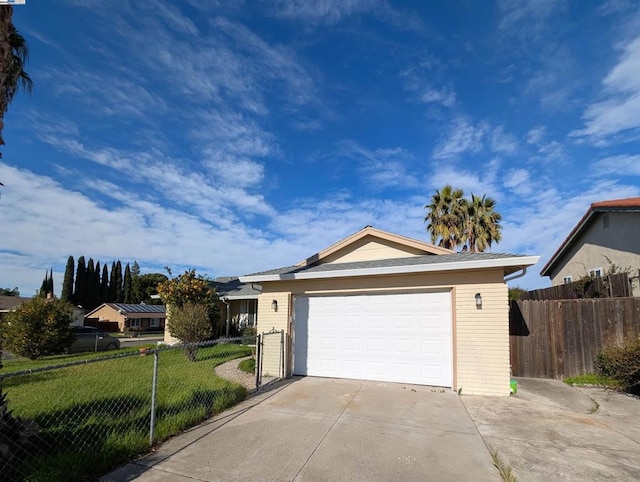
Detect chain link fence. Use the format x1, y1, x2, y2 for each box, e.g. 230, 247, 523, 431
0, 337, 267, 481
255, 329, 286, 390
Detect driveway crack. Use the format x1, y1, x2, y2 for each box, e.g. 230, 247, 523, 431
291, 382, 363, 481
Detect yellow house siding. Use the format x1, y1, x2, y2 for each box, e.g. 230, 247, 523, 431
256, 293, 290, 376
322, 238, 429, 264
455, 283, 510, 396
87, 305, 126, 330
256, 269, 511, 395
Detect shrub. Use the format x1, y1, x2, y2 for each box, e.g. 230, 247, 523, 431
166, 303, 212, 361
1, 298, 74, 359
594, 337, 640, 394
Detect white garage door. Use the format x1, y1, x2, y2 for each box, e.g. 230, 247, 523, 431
293, 291, 452, 386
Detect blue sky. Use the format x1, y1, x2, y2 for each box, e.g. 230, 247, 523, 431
2, 0, 640, 296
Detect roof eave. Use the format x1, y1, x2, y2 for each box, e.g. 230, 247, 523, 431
241, 256, 540, 283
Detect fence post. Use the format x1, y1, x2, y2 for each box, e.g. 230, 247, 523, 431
255, 334, 261, 391
149, 349, 159, 446
280, 330, 284, 378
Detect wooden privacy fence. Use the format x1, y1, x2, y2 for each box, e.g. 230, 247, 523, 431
510, 298, 640, 379
519, 272, 631, 300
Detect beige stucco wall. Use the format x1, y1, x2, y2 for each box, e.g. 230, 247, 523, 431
87, 305, 126, 330
549, 212, 640, 295
322, 237, 429, 264
256, 269, 511, 396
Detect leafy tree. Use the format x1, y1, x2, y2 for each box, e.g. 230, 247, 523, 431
508, 286, 527, 302
74, 256, 86, 307
0, 9, 34, 469
86, 258, 96, 309
0, 297, 74, 359
425, 185, 503, 252
0, 287, 18, 296
93, 261, 101, 307
425, 184, 465, 250
136, 273, 168, 304
158, 270, 220, 351
0, 5, 33, 157
61, 256, 74, 302
166, 303, 212, 361
100, 264, 109, 303
131, 261, 141, 303
123, 263, 132, 304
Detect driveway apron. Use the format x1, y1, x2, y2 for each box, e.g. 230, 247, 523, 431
102, 377, 498, 481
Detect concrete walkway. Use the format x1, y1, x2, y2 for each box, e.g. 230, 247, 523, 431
102, 377, 498, 481
462, 378, 640, 481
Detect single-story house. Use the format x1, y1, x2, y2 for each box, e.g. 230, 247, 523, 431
210, 277, 261, 336
0, 295, 32, 321
84, 303, 166, 333
0, 295, 84, 325
240, 226, 539, 396
540, 197, 640, 295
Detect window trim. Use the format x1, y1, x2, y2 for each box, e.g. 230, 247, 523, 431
563, 276, 572, 284
589, 268, 603, 278
130, 319, 141, 328
150, 318, 160, 328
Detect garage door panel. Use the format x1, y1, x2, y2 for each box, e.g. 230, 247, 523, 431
293, 292, 452, 386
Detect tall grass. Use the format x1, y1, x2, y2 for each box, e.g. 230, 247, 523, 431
2, 343, 251, 481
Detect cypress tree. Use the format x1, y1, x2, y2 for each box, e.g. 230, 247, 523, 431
101, 263, 109, 303
48, 268, 54, 296
87, 259, 96, 309
115, 261, 123, 303
123, 263, 132, 304
75, 256, 86, 307
94, 261, 101, 306
61, 256, 74, 302
109, 261, 117, 302
38, 271, 48, 298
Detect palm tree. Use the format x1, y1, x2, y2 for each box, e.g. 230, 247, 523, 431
424, 184, 465, 250
462, 194, 502, 252
0, 5, 33, 156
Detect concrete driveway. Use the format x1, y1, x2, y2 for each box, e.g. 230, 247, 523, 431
462, 378, 640, 481
103, 377, 498, 481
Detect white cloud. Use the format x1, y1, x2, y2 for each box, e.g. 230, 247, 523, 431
432, 117, 487, 159
503, 168, 533, 196
572, 35, 640, 141
490, 126, 518, 154
497, 0, 562, 38
592, 154, 640, 176
419, 87, 456, 107
526, 126, 546, 144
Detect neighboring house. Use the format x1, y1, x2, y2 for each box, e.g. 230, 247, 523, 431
540, 197, 640, 295
210, 277, 261, 335
240, 226, 539, 396
0, 295, 31, 321
84, 303, 166, 333
0, 295, 84, 325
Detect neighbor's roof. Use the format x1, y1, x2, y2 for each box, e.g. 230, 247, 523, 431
210, 277, 262, 300
241, 252, 540, 282
0, 296, 31, 312
85, 303, 166, 318
541, 197, 640, 277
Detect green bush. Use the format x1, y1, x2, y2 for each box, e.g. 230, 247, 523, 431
1, 298, 75, 359
594, 337, 640, 394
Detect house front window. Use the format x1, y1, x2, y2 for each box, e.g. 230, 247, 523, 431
563, 276, 572, 284
590, 268, 603, 278
150, 318, 160, 328
130, 319, 141, 328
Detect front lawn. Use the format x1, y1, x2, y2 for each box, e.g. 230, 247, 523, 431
563, 373, 620, 388
238, 357, 256, 374
2, 343, 251, 481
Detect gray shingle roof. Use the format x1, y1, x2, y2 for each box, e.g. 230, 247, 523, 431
210, 277, 262, 298
244, 253, 530, 278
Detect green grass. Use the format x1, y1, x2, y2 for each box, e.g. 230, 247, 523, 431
1, 343, 251, 481
563, 373, 620, 388
238, 357, 255, 374
491, 450, 517, 482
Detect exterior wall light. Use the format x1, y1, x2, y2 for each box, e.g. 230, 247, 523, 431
475, 293, 482, 309
271, 299, 278, 311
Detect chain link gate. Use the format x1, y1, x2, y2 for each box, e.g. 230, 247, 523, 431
255, 329, 285, 390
